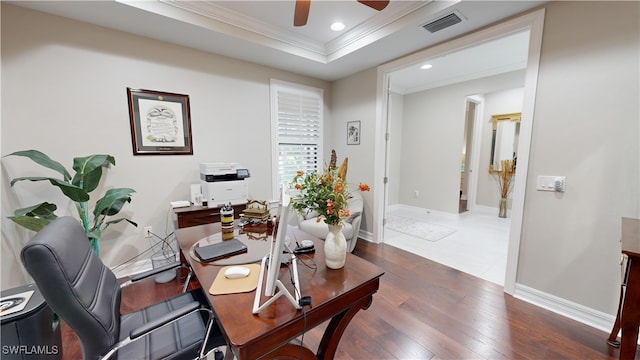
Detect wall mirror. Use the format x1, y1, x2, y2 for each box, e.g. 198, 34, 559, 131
489, 112, 521, 173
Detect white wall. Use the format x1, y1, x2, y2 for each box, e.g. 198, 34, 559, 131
517, 1, 639, 313
330, 68, 378, 236
398, 71, 525, 213
332, 1, 639, 317
0, 4, 331, 288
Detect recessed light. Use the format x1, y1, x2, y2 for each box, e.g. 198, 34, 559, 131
331, 22, 345, 31
420, 64, 433, 70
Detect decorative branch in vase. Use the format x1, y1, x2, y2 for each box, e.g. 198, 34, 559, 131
497, 159, 515, 218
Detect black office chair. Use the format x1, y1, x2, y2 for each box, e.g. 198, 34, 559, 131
20, 216, 226, 360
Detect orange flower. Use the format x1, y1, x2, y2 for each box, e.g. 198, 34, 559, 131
316, 217, 322, 223
294, 183, 302, 190
339, 209, 351, 218
358, 183, 370, 192
334, 183, 343, 193
296, 170, 304, 176
326, 199, 334, 215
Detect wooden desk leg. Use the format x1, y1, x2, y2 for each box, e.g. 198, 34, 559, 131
316, 295, 373, 360
608, 285, 624, 347
620, 260, 640, 359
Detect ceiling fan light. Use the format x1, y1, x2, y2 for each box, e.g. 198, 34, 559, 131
331, 22, 346, 31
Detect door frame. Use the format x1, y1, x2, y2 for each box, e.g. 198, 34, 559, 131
464, 95, 484, 212
372, 8, 545, 294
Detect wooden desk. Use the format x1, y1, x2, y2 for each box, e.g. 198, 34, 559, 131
608, 218, 640, 359
173, 204, 246, 228
176, 223, 385, 360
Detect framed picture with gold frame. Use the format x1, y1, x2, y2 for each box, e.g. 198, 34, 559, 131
127, 88, 193, 155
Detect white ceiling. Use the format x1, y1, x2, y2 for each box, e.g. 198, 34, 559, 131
10, 0, 546, 88
390, 30, 530, 94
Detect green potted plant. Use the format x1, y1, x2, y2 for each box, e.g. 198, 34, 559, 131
6, 150, 136, 256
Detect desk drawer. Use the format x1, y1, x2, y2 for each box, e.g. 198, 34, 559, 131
177, 209, 221, 228
175, 204, 246, 228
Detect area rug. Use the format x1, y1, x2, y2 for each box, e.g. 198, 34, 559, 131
385, 215, 457, 242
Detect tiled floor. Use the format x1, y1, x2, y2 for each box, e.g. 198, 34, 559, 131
383, 206, 510, 285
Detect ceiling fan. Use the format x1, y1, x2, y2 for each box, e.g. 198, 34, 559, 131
294, 0, 390, 26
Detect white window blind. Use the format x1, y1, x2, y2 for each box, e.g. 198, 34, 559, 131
271, 80, 323, 197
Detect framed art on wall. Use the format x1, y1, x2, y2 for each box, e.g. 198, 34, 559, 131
127, 88, 193, 155
347, 120, 360, 145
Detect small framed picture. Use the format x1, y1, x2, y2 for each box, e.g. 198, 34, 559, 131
127, 88, 193, 155
347, 121, 361, 145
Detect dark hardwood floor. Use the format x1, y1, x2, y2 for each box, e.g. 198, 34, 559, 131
60, 241, 633, 359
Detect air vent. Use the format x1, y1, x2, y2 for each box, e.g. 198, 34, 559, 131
422, 12, 463, 33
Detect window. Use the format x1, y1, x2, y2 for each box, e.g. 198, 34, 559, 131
270, 80, 323, 198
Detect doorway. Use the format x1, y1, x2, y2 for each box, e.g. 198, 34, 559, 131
459, 97, 482, 214
373, 9, 545, 293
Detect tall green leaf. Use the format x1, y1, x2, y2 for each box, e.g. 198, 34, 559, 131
8, 202, 59, 231
13, 202, 58, 220
72, 155, 114, 192
6, 150, 71, 181
8, 216, 53, 232
10, 176, 89, 202
93, 188, 135, 217
72, 166, 103, 192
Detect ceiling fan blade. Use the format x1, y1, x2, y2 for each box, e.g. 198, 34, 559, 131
294, 0, 310, 26
357, 0, 390, 11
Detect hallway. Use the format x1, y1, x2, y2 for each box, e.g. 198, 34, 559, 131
384, 206, 510, 285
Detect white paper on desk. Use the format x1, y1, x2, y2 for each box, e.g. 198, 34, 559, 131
0, 290, 34, 317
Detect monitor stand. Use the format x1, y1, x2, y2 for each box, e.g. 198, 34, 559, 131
252, 253, 301, 314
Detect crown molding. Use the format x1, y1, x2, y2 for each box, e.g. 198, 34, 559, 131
120, 0, 439, 64
162, 1, 327, 56
325, 1, 431, 60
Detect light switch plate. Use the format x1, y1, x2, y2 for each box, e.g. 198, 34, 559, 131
537, 176, 565, 192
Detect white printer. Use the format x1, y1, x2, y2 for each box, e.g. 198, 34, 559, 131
199, 163, 250, 208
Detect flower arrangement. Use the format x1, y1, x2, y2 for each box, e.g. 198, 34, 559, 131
290, 150, 370, 226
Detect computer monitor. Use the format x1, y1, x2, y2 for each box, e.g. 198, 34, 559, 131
252, 188, 301, 314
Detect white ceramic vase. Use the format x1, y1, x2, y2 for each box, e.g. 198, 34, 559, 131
324, 223, 347, 269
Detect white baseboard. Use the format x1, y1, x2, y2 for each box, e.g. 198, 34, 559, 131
358, 229, 374, 243
470, 204, 498, 215
388, 203, 461, 219
112, 259, 153, 279
514, 283, 615, 333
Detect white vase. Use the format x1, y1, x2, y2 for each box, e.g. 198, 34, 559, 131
324, 223, 347, 269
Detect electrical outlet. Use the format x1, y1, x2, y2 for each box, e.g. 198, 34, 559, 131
414, 190, 419, 198
144, 226, 152, 238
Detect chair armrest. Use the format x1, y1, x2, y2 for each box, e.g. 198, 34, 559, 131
101, 301, 209, 360
129, 301, 200, 340
120, 261, 182, 288
347, 214, 362, 253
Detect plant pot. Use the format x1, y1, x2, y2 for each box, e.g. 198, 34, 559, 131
324, 223, 347, 269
